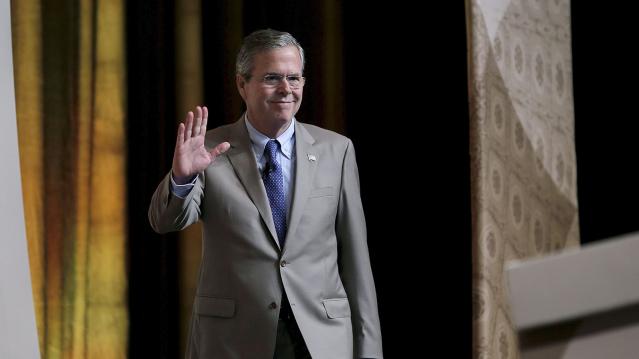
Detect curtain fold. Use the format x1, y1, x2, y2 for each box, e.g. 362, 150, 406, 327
12, 0, 127, 357
11, 0, 45, 352
467, 0, 579, 357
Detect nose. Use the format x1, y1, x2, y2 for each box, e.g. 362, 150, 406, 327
276, 78, 293, 94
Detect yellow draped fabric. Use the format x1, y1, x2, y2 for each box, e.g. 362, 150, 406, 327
12, 0, 128, 357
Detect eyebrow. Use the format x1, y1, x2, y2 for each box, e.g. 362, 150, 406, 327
264, 72, 302, 76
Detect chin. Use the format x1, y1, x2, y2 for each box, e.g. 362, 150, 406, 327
272, 113, 293, 124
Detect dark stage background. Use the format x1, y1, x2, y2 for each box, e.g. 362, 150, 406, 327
124, 1, 638, 357
572, 3, 639, 245
127, 1, 470, 357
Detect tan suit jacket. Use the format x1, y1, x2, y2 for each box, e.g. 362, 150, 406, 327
149, 118, 383, 358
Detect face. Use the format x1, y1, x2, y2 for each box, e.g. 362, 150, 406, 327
236, 46, 304, 137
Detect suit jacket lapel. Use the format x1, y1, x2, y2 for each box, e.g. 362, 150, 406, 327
226, 118, 280, 250
284, 122, 317, 252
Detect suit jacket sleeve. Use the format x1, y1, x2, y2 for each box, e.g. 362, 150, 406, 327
148, 171, 205, 234
336, 140, 384, 358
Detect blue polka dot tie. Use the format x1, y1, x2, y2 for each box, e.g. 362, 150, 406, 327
263, 140, 287, 247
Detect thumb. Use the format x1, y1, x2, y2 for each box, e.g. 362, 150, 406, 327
209, 141, 231, 159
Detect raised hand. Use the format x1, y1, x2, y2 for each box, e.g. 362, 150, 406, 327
172, 106, 230, 184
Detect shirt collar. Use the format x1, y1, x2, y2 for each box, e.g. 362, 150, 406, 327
244, 113, 296, 160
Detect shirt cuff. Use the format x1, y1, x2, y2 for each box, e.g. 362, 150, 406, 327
170, 172, 197, 199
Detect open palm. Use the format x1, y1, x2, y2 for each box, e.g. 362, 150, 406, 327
172, 106, 230, 184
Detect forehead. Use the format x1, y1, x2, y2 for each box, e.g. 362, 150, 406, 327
251, 46, 302, 74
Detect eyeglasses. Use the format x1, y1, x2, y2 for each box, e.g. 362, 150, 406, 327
260, 74, 305, 89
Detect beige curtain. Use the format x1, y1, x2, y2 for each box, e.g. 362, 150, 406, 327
466, 0, 579, 357
12, 0, 127, 357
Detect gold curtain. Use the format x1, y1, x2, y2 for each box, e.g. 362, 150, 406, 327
467, 0, 579, 357
12, 0, 127, 357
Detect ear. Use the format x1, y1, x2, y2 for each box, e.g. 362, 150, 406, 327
236, 74, 247, 101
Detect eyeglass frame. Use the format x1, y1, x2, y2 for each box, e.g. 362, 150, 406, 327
257, 73, 306, 89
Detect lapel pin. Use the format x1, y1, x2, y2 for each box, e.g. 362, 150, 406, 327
307, 154, 316, 162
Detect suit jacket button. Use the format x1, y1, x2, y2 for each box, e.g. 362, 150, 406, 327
280, 261, 288, 267
269, 302, 277, 309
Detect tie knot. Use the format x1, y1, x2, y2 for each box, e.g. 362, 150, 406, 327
265, 140, 280, 161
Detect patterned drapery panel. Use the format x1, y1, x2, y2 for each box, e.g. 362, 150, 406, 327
12, 0, 127, 357
467, 0, 580, 358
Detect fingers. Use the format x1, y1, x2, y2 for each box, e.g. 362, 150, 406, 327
185, 111, 194, 138
193, 106, 203, 136
201, 106, 208, 136
181, 106, 207, 141
176, 123, 185, 147
209, 141, 231, 160
180, 106, 209, 143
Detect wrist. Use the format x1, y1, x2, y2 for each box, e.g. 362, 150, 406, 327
171, 170, 194, 185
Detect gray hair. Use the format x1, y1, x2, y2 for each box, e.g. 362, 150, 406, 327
236, 29, 305, 80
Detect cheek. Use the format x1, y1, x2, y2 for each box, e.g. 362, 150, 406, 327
245, 87, 268, 103
249, 94, 268, 108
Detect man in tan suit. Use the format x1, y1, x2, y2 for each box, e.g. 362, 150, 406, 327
149, 29, 382, 359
